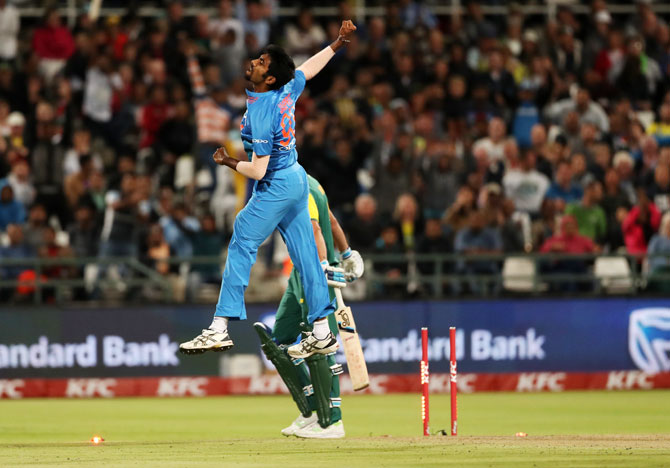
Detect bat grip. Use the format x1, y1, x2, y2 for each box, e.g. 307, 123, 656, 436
334, 287, 345, 310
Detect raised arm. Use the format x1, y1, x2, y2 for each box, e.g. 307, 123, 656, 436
297, 20, 356, 81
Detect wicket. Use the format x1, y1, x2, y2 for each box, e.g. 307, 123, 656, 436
421, 326, 458, 436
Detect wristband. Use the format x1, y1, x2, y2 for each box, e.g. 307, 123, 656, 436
321, 260, 329, 270
342, 247, 352, 259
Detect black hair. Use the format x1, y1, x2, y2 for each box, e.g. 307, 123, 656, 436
262, 44, 295, 90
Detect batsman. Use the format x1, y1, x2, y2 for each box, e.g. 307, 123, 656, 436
254, 174, 364, 439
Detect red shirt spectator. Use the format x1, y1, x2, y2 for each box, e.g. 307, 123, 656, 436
623, 188, 661, 254
32, 9, 75, 60
540, 215, 596, 254
138, 86, 172, 148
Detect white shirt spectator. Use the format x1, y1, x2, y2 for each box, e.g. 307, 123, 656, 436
83, 68, 120, 123
473, 137, 505, 163
0, 1, 19, 61
503, 169, 550, 214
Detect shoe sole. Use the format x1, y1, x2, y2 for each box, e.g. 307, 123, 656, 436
179, 342, 234, 355
288, 342, 339, 359
293, 431, 345, 439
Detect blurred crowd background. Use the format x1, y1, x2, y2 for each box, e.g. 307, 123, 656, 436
2, 0, 670, 302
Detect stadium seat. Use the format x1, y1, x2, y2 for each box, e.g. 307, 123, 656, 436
502, 257, 537, 292
594, 256, 633, 294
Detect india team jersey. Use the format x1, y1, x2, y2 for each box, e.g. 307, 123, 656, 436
240, 69, 306, 174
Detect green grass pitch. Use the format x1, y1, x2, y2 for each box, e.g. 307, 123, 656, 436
1, 391, 669, 467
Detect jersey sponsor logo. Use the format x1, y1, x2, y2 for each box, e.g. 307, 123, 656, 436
252, 138, 269, 144
629, 308, 670, 373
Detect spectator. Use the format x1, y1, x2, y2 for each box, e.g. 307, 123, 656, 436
159, 202, 200, 258
546, 160, 583, 205
417, 217, 452, 276
67, 203, 100, 258
236, 0, 271, 52
285, 9, 326, 65
185, 43, 231, 185
540, 215, 597, 291
502, 150, 550, 215
601, 168, 630, 251
613, 150, 637, 204
345, 194, 382, 253
82, 54, 119, 146
373, 225, 406, 297
22, 203, 49, 252
565, 180, 607, 243
100, 173, 143, 259
545, 87, 609, 133
63, 128, 102, 177
454, 210, 502, 294
647, 103, 670, 145
4, 160, 36, 207
443, 186, 476, 232
138, 85, 172, 149
393, 193, 422, 251
64, 155, 95, 208
0, 0, 19, 64
647, 214, 670, 292
571, 152, 592, 189
39, 225, 72, 282
0, 224, 34, 300
647, 164, 670, 213
623, 186, 661, 254
512, 80, 541, 149
187, 213, 226, 300
0, 184, 25, 230
32, 8, 75, 83
473, 117, 507, 163
144, 223, 171, 276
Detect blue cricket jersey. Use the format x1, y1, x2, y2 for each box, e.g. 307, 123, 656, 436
239, 69, 306, 174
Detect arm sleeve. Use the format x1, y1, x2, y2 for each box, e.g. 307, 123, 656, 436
247, 101, 274, 155
296, 47, 335, 81
308, 194, 319, 222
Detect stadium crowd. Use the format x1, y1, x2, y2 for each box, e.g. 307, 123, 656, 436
2, 0, 670, 300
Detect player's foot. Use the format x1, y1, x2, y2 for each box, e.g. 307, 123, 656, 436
281, 413, 318, 436
287, 332, 339, 359
294, 420, 345, 439
179, 329, 234, 354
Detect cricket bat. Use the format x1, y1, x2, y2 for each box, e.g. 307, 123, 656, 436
334, 288, 369, 391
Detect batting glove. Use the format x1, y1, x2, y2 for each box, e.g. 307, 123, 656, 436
341, 248, 364, 282
322, 260, 346, 288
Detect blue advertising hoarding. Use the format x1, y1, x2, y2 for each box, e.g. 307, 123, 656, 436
1, 298, 669, 378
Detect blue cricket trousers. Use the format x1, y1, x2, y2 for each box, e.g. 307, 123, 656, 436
215, 163, 335, 323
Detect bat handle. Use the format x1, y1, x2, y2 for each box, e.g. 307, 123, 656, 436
334, 287, 345, 310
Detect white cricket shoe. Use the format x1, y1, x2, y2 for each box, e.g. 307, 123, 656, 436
287, 332, 339, 359
281, 413, 318, 436
179, 329, 234, 354
294, 420, 345, 439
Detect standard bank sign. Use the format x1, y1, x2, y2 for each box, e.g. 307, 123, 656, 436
629, 308, 670, 373
0, 334, 179, 370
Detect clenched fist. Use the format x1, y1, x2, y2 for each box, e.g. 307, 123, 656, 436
339, 20, 357, 41
213, 146, 230, 165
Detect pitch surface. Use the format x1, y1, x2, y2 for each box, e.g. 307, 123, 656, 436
1, 392, 669, 467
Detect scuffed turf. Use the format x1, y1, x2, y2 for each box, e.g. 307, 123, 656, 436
1, 391, 669, 467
